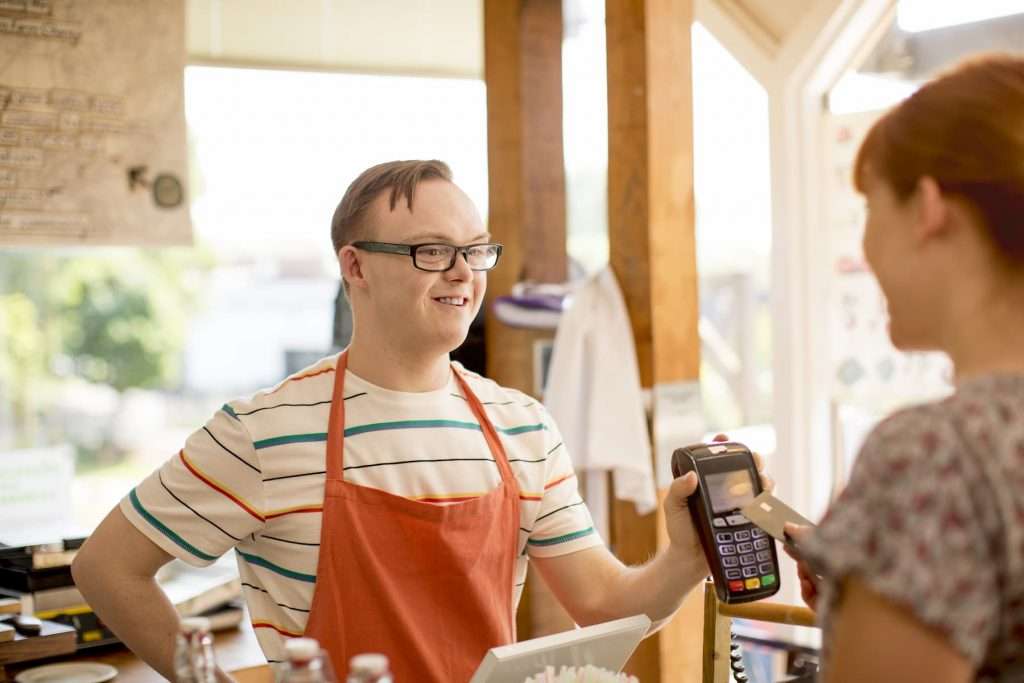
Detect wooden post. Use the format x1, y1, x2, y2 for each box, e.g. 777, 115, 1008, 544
484, 0, 568, 640
484, 0, 567, 393
702, 581, 732, 683
606, 0, 701, 680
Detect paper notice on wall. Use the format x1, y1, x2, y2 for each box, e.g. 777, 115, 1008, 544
824, 110, 951, 407
652, 380, 705, 489
0, 0, 191, 245
0, 444, 75, 546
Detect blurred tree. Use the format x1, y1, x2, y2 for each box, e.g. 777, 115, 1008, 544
49, 255, 183, 391
0, 247, 211, 447
0, 293, 49, 447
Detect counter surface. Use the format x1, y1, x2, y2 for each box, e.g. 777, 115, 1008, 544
4, 619, 271, 682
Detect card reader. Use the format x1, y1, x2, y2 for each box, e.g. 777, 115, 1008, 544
671, 441, 781, 604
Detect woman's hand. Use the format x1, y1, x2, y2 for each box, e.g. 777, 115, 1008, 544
782, 522, 819, 612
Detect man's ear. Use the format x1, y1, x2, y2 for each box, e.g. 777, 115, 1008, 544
912, 176, 950, 244
339, 246, 367, 290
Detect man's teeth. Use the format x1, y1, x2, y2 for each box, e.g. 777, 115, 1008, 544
438, 297, 466, 306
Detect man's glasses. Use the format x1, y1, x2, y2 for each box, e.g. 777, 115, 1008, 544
351, 241, 503, 272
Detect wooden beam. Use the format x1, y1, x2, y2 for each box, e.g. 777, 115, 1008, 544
520, 1, 568, 284
606, 0, 701, 681
483, 0, 525, 310
484, 0, 567, 392
484, 0, 566, 296
702, 580, 732, 683
484, 0, 568, 640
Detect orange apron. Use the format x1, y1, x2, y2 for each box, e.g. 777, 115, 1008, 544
304, 352, 520, 682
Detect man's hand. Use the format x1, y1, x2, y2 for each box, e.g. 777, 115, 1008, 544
662, 468, 704, 563
535, 434, 776, 634
663, 434, 774, 559
782, 522, 819, 612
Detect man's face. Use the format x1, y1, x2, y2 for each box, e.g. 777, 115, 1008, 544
346, 180, 489, 356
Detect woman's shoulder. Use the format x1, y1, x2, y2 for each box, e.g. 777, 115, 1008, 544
854, 399, 962, 479
852, 376, 1024, 497
945, 373, 1024, 444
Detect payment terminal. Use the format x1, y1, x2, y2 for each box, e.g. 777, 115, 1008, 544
671, 442, 781, 604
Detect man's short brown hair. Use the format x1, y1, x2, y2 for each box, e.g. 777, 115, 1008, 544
330, 160, 453, 254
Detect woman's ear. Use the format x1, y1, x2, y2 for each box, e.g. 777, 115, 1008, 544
912, 176, 950, 243
339, 246, 367, 290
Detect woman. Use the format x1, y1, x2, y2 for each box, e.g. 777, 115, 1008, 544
788, 53, 1024, 683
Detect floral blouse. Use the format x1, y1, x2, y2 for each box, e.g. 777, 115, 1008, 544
801, 373, 1024, 682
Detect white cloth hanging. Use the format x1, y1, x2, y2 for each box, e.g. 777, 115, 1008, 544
544, 266, 656, 540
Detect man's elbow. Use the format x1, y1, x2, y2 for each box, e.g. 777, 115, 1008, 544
71, 539, 106, 597
71, 528, 142, 594
568, 610, 603, 629
565, 593, 622, 628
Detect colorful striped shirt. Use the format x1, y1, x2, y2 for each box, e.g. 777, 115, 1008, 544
120, 354, 601, 662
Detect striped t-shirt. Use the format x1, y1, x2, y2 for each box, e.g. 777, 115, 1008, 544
120, 354, 601, 663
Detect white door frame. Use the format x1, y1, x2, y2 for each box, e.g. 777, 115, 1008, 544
695, 0, 896, 609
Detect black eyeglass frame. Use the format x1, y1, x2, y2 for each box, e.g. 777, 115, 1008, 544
351, 241, 504, 272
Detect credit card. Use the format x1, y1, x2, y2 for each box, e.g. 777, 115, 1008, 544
740, 491, 815, 545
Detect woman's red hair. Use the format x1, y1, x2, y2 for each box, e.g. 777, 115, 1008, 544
854, 53, 1024, 262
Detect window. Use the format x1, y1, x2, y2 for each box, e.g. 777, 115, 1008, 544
561, 6, 773, 441
692, 23, 773, 436
823, 4, 1024, 482
0, 67, 487, 546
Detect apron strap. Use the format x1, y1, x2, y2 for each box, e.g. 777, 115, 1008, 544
452, 368, 516, 487
324, 351, 349, 482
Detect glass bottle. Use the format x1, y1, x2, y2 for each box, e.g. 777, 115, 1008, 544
280, 637, 336, 683
346, 653, 392, 683
174, 617, 217, 683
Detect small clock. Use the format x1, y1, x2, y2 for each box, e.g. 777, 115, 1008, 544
152, 173, 184, 208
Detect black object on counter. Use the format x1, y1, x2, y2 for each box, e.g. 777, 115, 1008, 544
0, 614, 43, 636
0, 538, 84, 592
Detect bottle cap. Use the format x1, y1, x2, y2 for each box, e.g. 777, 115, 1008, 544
179, 617, 212, 634
349, 653, 388, 674
284, 637, 321, 662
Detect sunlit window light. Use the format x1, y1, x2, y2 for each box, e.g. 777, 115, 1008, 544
897, 0, 1024, 33
828, 72, 919, 115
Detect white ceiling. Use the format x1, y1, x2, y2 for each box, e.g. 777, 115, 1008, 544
185, 0, 828, 81
187, 0, 484, 78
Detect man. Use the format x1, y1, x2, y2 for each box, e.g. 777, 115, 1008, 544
73, 160, 765, 682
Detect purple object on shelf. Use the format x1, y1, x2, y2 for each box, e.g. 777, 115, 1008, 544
493, 293, 565, 312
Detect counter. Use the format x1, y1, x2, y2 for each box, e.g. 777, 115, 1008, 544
2, 620, 271, 682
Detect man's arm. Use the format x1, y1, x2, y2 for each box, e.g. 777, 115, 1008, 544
72, 507, 233, 682
532, 445, 771, 633
532, 541, 705, 633
825, 576, 972, 683
531, 472, 708, 632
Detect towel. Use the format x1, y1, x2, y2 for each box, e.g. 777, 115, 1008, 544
544, 267, 656, 538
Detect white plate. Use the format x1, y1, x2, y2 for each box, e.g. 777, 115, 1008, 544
15, 662, 117, 683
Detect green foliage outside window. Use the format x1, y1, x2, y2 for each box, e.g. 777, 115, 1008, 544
0, 248, 211, 450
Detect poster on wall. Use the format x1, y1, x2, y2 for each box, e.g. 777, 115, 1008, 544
825, 109, 953, 407
0, 0, 191, 245
824, 109, 953, 485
